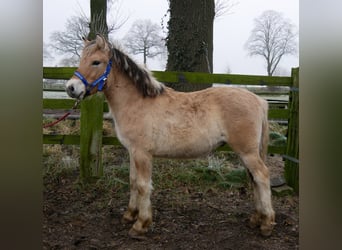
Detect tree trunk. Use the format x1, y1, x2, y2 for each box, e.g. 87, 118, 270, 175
166, 0, 214, 91
88, 0, 108, 39
143, 45, 147, 65
267, 62, 272, 76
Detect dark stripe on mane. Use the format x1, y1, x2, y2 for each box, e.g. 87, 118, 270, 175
111, 47, 165, 97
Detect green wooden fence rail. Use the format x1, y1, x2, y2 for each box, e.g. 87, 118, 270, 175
43, 68, 299, 191
43, 67, 292, 85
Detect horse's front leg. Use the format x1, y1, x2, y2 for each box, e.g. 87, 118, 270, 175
124, 150, 153, 237
122, 153, 139, 223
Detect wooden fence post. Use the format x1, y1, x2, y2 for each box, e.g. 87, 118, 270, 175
79, 92, 104, 183
284, 67, 299, 193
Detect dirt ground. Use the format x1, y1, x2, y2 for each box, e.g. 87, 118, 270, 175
43, 152, 298, 250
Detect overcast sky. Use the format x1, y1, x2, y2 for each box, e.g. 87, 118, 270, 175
43, 0, 299, 75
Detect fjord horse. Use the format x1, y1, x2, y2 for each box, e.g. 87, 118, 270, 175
66, 35, 275, 237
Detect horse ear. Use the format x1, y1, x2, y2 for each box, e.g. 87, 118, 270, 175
95, 34, 110, 51
82, 36, 90, 45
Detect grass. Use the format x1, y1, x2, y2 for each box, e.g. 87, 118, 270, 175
269, 122, 287, 146
43, 143, 247, 195
43, 144, 79, 181
151, 153, 247, 191
43, 119, 287, 194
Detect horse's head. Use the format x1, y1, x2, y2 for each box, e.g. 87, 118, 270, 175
66, 34, 112, 100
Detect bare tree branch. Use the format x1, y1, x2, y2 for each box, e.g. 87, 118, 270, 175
245, 10, 298, 76
123, 19, 166, 65
48, 0, 128, 61
77, 0, 128, 35
49, 16, 88, 58
58, 56, 80, 67
43, 42, 53, 64
214, 0, 239, 19
106, 0, 129, 33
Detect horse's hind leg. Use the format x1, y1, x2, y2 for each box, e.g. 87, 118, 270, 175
240, 152, 275, 236
125, 149, 153, 238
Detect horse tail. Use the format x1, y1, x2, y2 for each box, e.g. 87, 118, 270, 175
260, 99, 269, 162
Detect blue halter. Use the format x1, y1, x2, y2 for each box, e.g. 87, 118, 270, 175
73, 60, 112, 96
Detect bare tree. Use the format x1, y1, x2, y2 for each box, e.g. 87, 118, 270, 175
81, 0, 128, 39
273, 66, 290, 76
49, 0, 128, 61
225, 64, 232, 74
58, 57, 80, 67
245, 10, 297, 76
123, 19, 166, 66
43, 42, 53, 65
50, 16, 88, 58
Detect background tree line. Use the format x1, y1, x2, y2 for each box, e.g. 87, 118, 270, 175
44, 0, 297, 77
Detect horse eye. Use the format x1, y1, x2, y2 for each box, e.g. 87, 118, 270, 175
92, 61, 101, 66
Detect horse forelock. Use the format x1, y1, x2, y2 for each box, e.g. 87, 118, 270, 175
82, 39, 111, 57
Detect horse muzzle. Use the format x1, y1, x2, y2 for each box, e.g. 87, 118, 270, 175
65, 79, 86, 100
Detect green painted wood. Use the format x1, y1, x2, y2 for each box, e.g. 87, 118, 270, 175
102, 136, 121, 145
43, 67, 77, 79
153, 71, 292, 86
268, 109, 289, 119
268, 145, 287, 155
44, 67, 292, 86
284, 68, 299, 193
79, 93, 105, 181
43, 134, 122, 145
43, 99, 78, 109
103, 103, 109, 112
43, 134, 80, 145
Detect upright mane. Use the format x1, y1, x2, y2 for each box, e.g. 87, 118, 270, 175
111, 45, 165, 97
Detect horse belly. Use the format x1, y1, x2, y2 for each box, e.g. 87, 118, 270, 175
152, 127, 225, 159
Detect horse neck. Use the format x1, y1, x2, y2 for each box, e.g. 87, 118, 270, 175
104, 67, 142, 115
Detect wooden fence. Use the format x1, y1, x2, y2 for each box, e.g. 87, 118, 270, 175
43, 67, 299, 192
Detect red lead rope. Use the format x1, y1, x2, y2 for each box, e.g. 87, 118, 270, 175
43, 100, 80, 129
43, 112, 71, 128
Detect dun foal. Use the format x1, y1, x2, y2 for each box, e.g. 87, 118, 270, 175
66, 35, 275, 237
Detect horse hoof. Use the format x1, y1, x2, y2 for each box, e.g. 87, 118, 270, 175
260, 227, 273, 237
260, 222, 275, 237
121, 211, 137, 224
248, 219, 259, 229
121, 217, 134, 224
128, 228, 147, 240
248, 213, 261, 229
